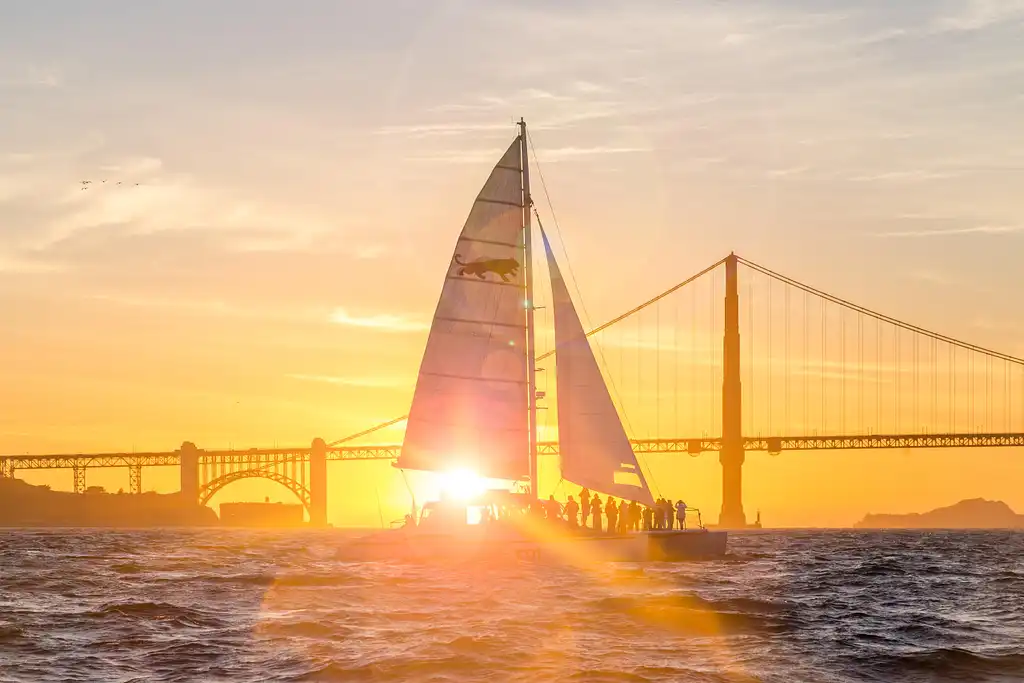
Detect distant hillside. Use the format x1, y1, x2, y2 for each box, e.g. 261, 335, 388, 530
854, 498, 1024, 529
0, 476, 218, 527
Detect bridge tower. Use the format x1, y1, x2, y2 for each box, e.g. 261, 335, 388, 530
179, 441, 199, 504
719, 253, 747, 528
309, 438, 328, 527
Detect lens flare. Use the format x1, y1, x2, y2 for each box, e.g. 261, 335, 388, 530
439, 468, 487, 501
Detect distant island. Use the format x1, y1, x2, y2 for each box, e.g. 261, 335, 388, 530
0, 476, 217, 527
854, 498, 1024, 529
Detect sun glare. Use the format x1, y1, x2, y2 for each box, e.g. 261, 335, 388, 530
439, 468, 488, 501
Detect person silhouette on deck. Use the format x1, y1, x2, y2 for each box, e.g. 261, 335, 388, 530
642, 504, 653, 531
664, 499, 675, 531
619, 502, 629, 534
580, 489, 591, 528
653, 499, 664, 530
591, 494, 602, 532
605, 498, 618, 534
565, 496, 579, 527
675, 500, 688, 530
547, 495, 562, 521
628, 501, 640, 531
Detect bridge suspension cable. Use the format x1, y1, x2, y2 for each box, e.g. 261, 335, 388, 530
738, 256, 1024, 365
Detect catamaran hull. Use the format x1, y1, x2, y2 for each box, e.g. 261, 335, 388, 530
645, 530, 728, 560
336, 529, 727, 563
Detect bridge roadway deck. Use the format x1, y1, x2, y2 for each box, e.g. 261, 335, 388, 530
2, 433, 1024, 470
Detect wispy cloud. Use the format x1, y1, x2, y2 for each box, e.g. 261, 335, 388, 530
2, 153, 337, 256
416, 145, 650, 165
877, 225, 1023, 238
848, 170, 962, 183
0, 254, 64, 274
932, 0, 1024, 33
88, 292, 320, 322
286, 373, 410, 388
767, 165, 812, 178
328, 308, 428, 332
907, 268, 997, 295
0, 64, 63, 89
374, 121, 513, 138
722, 33, 751, 46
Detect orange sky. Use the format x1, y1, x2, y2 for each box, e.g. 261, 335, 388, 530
4, 2, 1024, 527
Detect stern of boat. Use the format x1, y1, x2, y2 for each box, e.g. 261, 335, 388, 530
645, 529, 728, 560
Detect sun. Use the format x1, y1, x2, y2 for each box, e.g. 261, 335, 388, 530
438, 468, 488, 501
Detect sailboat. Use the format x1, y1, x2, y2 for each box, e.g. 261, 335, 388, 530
340, 120, 727, 563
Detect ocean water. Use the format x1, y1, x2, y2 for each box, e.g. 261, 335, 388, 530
1, 530, 1022, 682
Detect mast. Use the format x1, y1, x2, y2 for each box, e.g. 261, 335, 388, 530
520, 118, 539, 499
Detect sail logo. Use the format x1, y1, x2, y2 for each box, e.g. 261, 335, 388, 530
453, 255, 520, 282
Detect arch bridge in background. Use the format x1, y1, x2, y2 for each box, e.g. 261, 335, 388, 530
197, 466, 313, 518
179, 439, 329, 526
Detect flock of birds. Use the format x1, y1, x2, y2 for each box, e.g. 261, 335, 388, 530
79, 179, 142, 190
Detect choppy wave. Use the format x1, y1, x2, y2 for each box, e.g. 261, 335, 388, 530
1, 529, 1023, 682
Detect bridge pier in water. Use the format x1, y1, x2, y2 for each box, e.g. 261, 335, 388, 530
309, 438, 328, 527
179, 441, 199, 505
719, 253, 747, 528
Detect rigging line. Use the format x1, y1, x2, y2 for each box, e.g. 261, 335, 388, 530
529, 132, 665, 490
526, 195, 663, 494
739, 257, 1024, 366
536, 210, 626, 431
328, 416, 407, 447
526, 130, 594, 330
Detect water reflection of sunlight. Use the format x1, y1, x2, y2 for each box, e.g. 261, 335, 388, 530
253, 522, 744, 679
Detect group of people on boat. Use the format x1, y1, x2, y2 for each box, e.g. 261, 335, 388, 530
537, 489, 692, 533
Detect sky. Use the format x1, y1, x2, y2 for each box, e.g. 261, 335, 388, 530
2, 0, 1024, 527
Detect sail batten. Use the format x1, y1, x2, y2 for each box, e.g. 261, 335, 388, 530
397, 139, 530, 481
543, 229, 655, 506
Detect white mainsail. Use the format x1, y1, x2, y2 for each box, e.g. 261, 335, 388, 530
542, 229, 655, 506
396, 138, 530, 481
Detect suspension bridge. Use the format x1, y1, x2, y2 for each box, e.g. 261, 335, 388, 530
3, 253, 1023, 528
